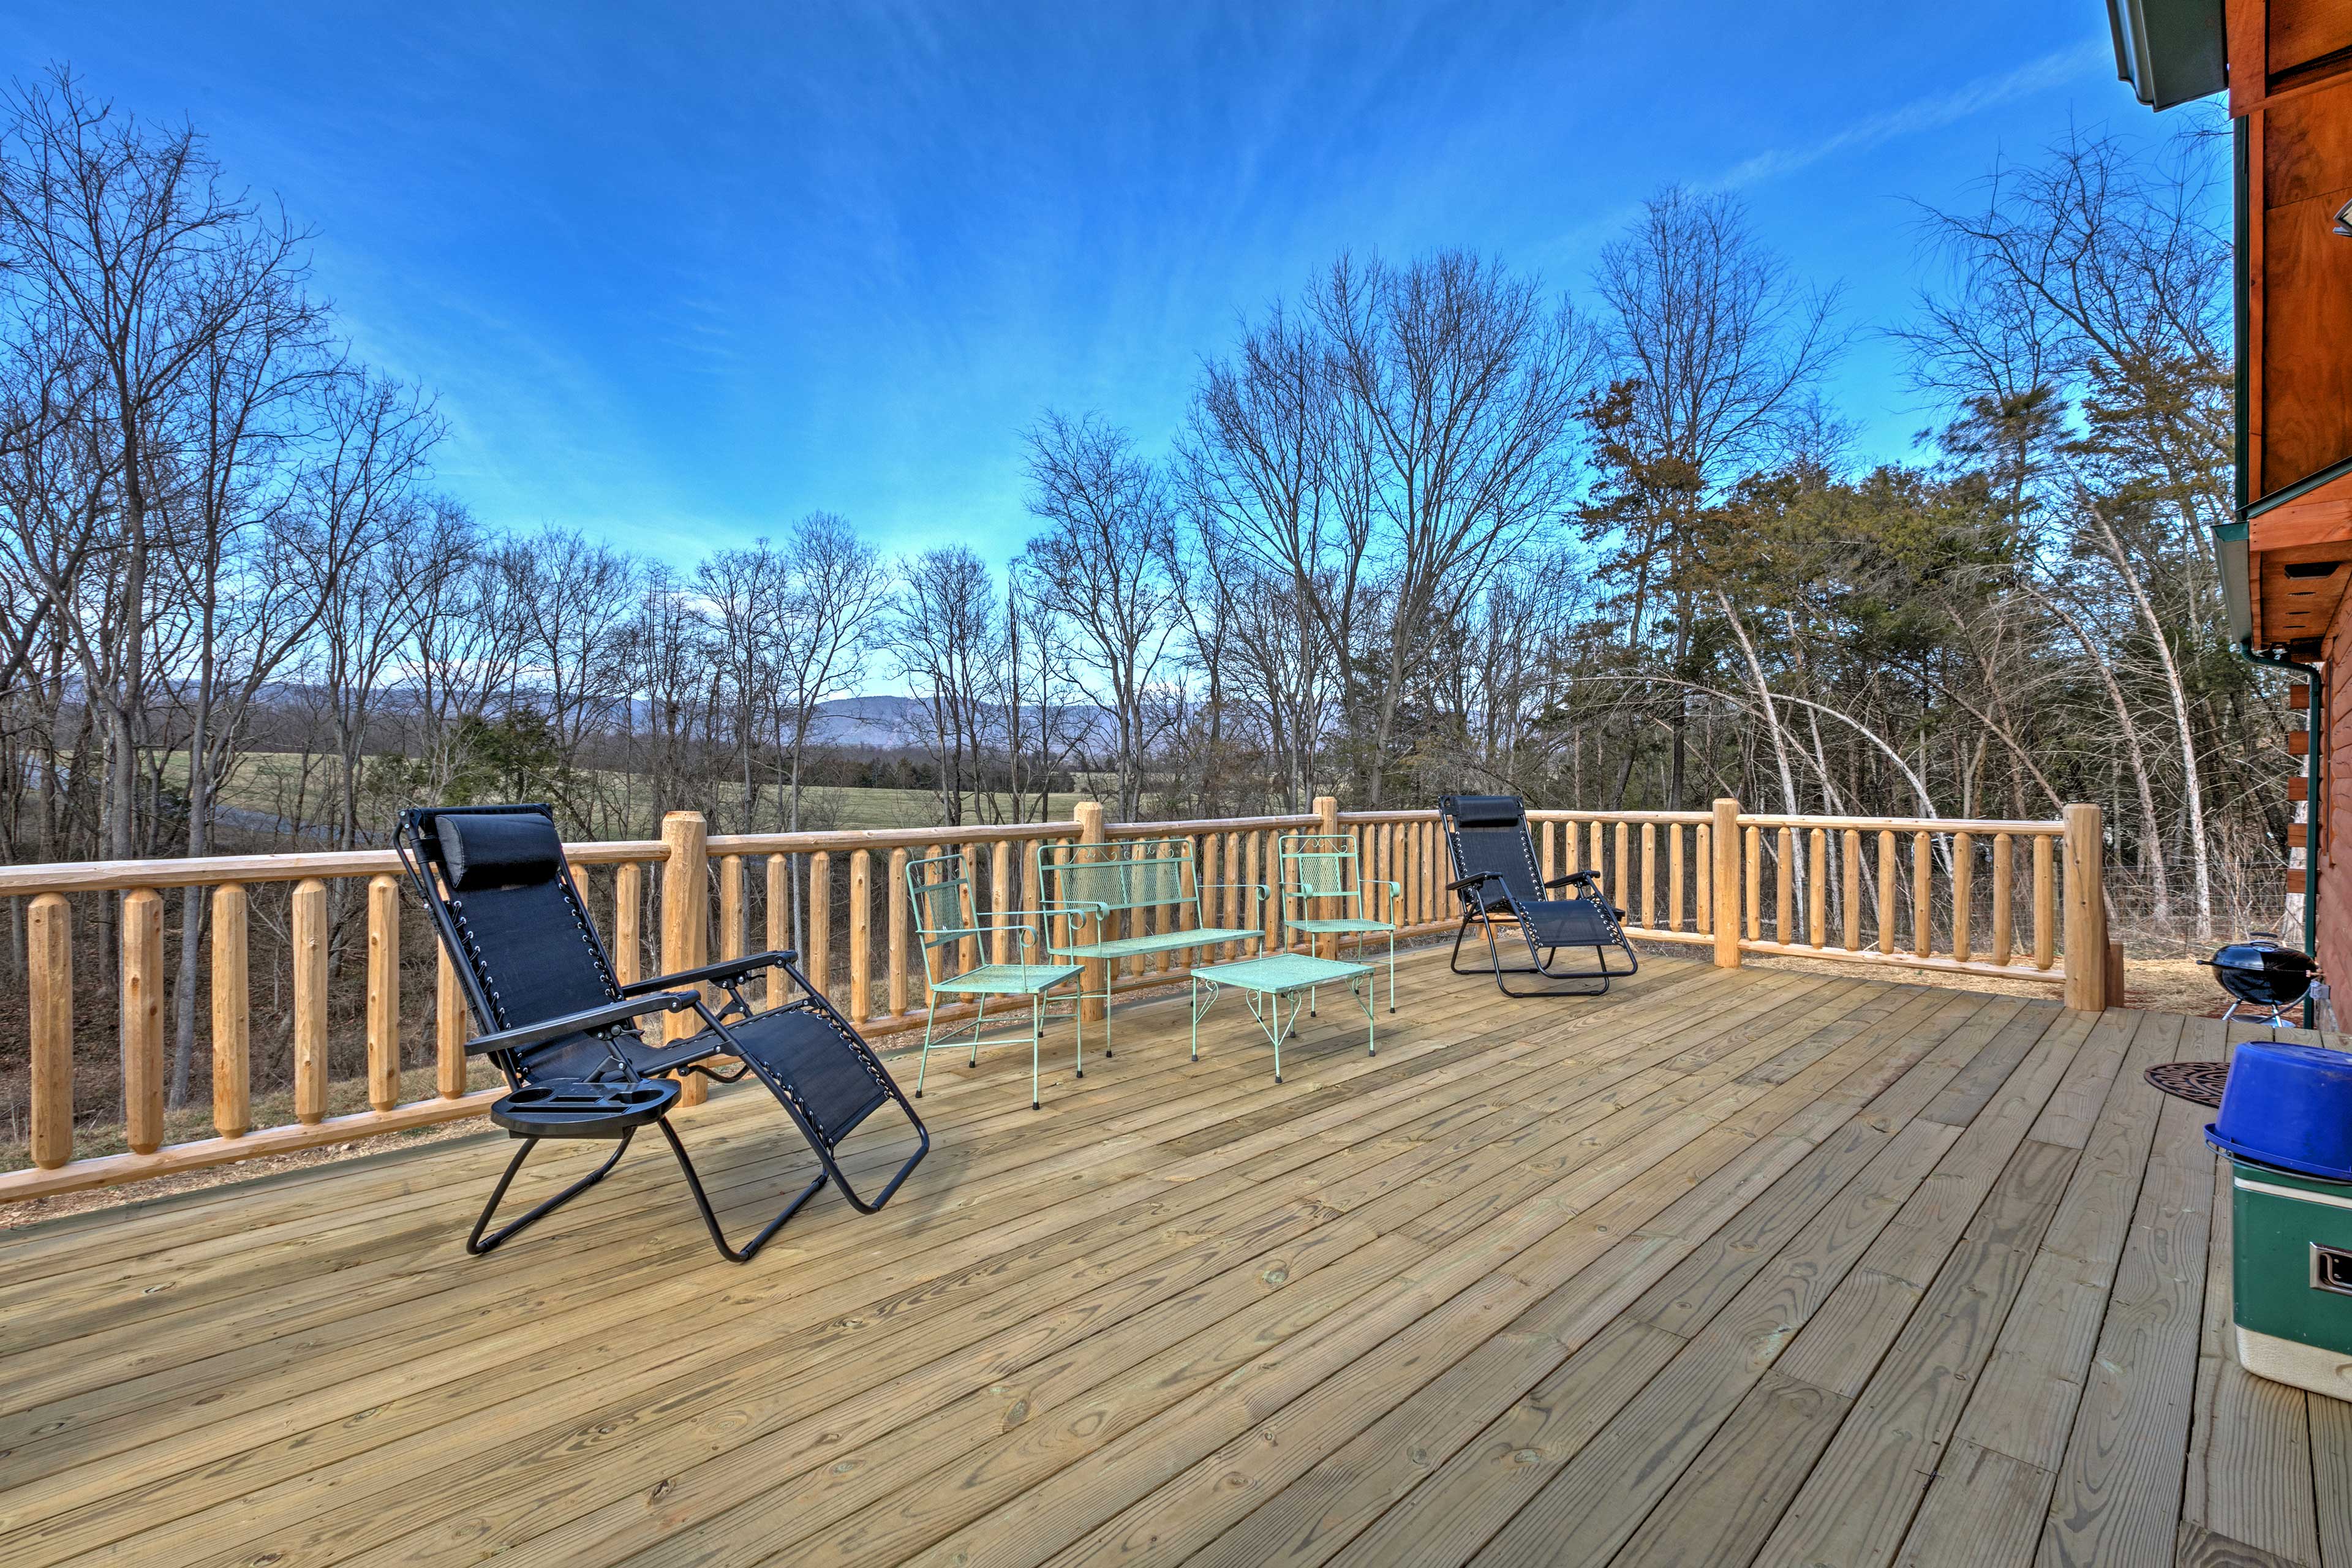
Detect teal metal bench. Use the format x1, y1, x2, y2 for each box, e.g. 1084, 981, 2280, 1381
907, 851, 1083, 1110
1036, 835, 1267, 1057
1278, 832, 1402, 1014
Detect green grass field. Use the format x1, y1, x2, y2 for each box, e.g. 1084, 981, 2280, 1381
152, 751, 1101, 839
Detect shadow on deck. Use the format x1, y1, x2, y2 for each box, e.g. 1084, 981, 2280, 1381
0, 951, 2317, 1567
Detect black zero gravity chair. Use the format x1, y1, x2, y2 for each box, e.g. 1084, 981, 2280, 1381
1439, 794, 1640, 998
395, 803, 927, 1262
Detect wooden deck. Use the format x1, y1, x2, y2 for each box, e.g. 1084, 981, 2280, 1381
0, 952, 2329, 1567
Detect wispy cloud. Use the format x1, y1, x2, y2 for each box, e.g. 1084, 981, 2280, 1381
1701, 37, 2112, 192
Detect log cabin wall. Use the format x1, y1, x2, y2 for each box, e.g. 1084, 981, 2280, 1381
2321, 581, 2352, 988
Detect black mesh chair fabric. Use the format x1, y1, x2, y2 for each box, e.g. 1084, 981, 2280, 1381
441, 878, 626, 1080
1450, 821, 1544, 911
729, 1008, 891, 1145
1521, 900, 1615, 948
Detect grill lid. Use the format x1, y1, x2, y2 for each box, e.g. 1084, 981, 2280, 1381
2201, 934, 2316, 979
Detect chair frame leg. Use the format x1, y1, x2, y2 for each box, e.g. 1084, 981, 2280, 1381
1447, 911, 1634, 998
466, 1131, 634, 1256
465, 1119, 829, 1265
657, 1116, 824, 1264
916, 997, 940, 1098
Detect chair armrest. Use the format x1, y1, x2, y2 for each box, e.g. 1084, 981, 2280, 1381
1547, 870, 1600, 890
469, 990, 699, 1058
1201, 882, 1269, 907
1039, 899, 1111, 918
975, 910, 1058, 951
623, 950, 796, 995
1447, 872, 1501, 894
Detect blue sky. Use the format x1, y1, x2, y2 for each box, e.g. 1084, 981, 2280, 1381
9, 2, 2158, 567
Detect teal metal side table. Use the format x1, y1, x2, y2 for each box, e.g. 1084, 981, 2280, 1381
1188, 953, 1375, 1082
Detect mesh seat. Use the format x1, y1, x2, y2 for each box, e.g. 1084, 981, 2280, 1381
928, 963, 1084, 995
723, 1007, 890, 1145
1054, 926, 1261, 959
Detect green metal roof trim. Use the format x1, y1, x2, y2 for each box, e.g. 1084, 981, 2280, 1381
2217, 519, 2253, 645
2226, 457, 2352, 648
2250, 453, 2352, 519
2106, 0, 2228, 110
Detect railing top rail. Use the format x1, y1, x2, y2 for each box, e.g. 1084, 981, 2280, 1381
0, 805, 2078, 898
0, 839, 671, 897
707, 821, 1074, 856
1111, 813, 1319, 835
1733, 813, 2065, 834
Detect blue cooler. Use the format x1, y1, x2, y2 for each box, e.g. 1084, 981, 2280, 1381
2209, 1040, 2352, 1398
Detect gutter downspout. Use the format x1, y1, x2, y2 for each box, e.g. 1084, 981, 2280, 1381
2239, 636, 2323, 1026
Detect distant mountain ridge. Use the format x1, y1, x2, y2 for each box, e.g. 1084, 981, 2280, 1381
800, 695, 1117, 752
34, 677, 1118, 754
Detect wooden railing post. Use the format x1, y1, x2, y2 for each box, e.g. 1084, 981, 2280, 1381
435, 945, 468, 1099
809, 850, 834, 997
614, 862, 643, 987
292, 879, 328, 1126
764, 855, 791, 1008
1711, 798, 1742, 969
661, 811, 710, 1105
718, 854, 745, 968
366, 873, 401, 1114
122, 887, 165, 1155
2062, 803, 2109, 1011
214, 884, 251, 1135
1076, 801, 1107, 1022
888, 847, 910, 1019
1313, 794, 1340, 958
29, 892, 72, 1169
850, 849, 873, 1023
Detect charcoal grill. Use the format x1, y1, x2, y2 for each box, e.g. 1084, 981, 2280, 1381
2202, 932, 2319, 1029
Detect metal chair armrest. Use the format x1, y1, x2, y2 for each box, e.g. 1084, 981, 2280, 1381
469, 990, 698, 1058
624, 951, 796, 995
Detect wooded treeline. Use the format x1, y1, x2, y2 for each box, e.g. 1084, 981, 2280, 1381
2, 70, 2279, 963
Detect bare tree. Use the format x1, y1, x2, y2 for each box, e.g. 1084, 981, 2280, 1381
892, 545, 1005, 827
1315, 251, 1599, 803
0, 69, 312, 859
1591, 187, 1841, 812
1020, 411, 1178, 820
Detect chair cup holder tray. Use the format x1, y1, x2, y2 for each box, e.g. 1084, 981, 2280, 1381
491, 1079, 680, 1139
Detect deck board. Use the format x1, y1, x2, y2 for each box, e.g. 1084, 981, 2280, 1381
0, 951, 2315, 1567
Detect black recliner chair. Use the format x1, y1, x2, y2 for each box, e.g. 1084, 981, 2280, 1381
396, 803, 927, 1262
1438, 794, 1639, 997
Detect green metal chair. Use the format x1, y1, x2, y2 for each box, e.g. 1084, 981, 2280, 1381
1036, 835, 1267, 1058
907, 852, 1084, 1110
1278, 832, 1402, 1014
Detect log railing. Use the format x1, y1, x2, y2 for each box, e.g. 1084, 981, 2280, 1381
0, 793, 2107, 1202
1516, 802, 2106, 1007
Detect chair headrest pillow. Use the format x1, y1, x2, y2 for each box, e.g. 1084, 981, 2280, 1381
1442, 795, 1527, 829
438, 811, 563, 892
